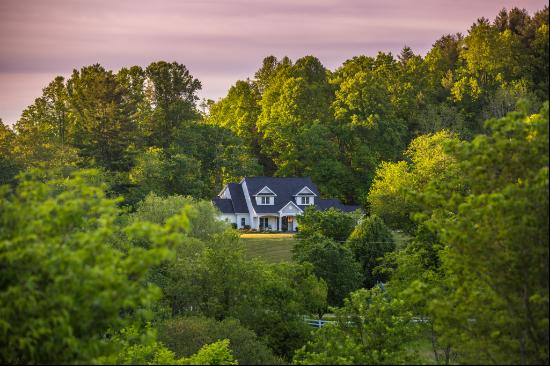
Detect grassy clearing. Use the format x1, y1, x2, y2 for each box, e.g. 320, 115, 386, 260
241, 234, 296, 263
241, 231, 409, 263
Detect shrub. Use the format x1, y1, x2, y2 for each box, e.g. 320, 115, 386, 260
297, 206, 361, 242
131, 192, 228, 241
0, 170, 172, 364
293, 234, 363, 306
346, 215, 396, 288
158, 316, 283, 365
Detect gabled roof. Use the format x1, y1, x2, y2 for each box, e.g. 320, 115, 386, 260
212, 198, 234, 214
294, 186, 317, 196
253, 186, 277, 196
244, 177, 320, 214
214, 177, 362, 216
227, 183, 249, 213
214, 183, 250, 214
279, 201, 304, 214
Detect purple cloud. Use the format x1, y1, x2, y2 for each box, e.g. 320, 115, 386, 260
0, 0, 546, 125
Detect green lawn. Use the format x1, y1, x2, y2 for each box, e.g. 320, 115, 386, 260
241, 231, 409, 263
241, 235, 296, 263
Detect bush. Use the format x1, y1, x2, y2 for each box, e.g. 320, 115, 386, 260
158, 316, 283, 365
0, 170, 172, 364
293, 234, 363, 306
130, 192, 228, 241
346, 215, 396, 288
293, 288, 421, 365
297, 206, 361, 242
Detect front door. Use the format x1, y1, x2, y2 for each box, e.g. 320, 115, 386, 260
281, 216, 289, 232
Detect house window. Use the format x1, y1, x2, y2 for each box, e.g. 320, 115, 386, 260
260, 196, 272, 205
300, 196, 311, 205
241, 217, 246, 228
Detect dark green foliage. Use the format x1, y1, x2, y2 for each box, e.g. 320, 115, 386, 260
346, 215, 396, 288
0, 120, 21, 185
206, 7, 548, 203
67, 64, 139, 171
9, 61, 259, 203
143, 61, 202, 149
241, 262, 324, 359
1, 6, 548, 364
169, 122, 261, 198
127, 194, 326, 360
293, 233, 363, 306
158, 316, 283, 365
297, 206, 361, 242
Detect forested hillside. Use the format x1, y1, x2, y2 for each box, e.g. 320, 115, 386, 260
1, 6, 548, 365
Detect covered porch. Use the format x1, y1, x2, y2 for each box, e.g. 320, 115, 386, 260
257, 214, 298, 232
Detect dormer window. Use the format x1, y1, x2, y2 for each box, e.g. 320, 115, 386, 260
294, 186, 317, 205
254, 186, 276, 205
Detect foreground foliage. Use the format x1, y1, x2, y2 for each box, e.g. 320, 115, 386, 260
423, 103, 549, 364
0, 171, 170, 363
293, 288, 421, 365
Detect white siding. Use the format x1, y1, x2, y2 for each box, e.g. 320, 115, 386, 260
219, 213, 237, 224
236, 214, 250, 228
280, 201, 303, 216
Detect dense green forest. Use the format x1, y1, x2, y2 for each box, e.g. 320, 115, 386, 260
0, 6, 548, 365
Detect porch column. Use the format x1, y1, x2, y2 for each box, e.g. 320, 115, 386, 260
278, 215, 281, 232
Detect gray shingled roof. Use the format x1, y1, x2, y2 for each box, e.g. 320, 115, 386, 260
214, 177, 362, 215
212, 198, 234, 213
244, 176, 320, 214
227, 183, 249, 213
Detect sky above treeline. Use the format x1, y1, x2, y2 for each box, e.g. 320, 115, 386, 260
0, 0, 547, 125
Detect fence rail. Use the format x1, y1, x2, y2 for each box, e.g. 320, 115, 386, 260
304, 318, 335, 328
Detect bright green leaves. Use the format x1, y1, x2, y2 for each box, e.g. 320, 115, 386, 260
0, 170, 180, 364
101, 324, 237, 365
368, 130, 459, 233
297, 206, 361, 242
420, 103, 549, 364
293, 287, 421, 365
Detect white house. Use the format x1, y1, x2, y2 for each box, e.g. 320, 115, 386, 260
212, 176, 361, 232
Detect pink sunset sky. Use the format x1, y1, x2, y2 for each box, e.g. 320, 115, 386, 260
0, 0, 547, 125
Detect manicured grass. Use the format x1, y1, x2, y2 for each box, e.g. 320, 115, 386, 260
241, 234, 296, 263
241, 231, 409, 263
